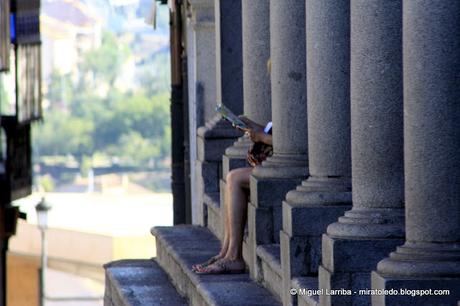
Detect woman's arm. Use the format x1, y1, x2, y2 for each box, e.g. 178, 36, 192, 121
247, 129, 272, 145
238, 116, 273, 145
258, 133, 272, 145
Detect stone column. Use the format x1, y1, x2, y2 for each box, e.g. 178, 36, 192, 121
187, 0, 216, 225
280, 0, 352, 305
216, 0, 272, 241
372, 1, 460, 305
221, 0, 272, 177
196, 0, 243, 230
319, 1, 405, 305
246, 0, 308, 289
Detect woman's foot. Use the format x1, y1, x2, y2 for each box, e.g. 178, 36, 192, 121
194, 259, 245, 275
191, 255, 221, 272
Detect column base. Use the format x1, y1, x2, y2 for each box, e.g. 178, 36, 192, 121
222, 136, 251, 178
197, 115, 242, 227
253, 154, 309, 179
372, 242, 460, 305
246, 153, 308, 282
319, 234, 405, 306
248, 203, 272, 280
281, 230, 322, 306
318, 265, 354, 306
372, 271, 460, 306
280, 177, 352, 305
247, 169, 305, 281
376, 241, 460, 277
196, 159, 221, 226
327, 207, 405, 239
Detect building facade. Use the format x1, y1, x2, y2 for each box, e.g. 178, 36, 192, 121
104, 1, 460, 305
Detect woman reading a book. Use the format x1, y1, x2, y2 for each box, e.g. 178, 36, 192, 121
192, 116, 273, 274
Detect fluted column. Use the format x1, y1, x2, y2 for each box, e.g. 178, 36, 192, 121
372, 1, 460, 305
280, 0, 352, 304
319, 1, 405, 305
196, 0, 243, 229
247, 0, 308, 283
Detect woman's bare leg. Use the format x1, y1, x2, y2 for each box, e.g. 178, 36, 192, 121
219, 167, 251, 258
217, 177, 231, 257
193, 167, 250, 271
194, 167, 251, 273
223, 167, 252, 261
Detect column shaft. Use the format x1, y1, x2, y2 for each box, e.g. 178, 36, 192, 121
196, 0, 243, 231
214, 0, 243, 115
326, 0, 404, 239
373, 2, 460, 305
222, 0, 271, 164
270, 0, 308, 157
281, 0, 352, 304
253, 0, 309, 179
247, 0, 308, 292
319, 1, 405, 305
242, 0, 271, 124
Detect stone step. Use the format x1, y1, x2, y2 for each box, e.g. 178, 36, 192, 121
104, 259, 187, 306
256, 244, 283, 302
152, 225, 282, 306
292, 277, 319, 306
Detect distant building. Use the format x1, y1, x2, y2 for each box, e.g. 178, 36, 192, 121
40, 0, 103, 82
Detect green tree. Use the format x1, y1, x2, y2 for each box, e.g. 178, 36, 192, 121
46, 70, 74, 108
34, 29, 171, 170
92, 91, 171, 163
33, 112, 94, 156
80, 31, 130, 87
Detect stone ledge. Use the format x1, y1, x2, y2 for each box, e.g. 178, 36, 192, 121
152, 225, 281, 306
256, 244, 283, 301
104, 259, 187, 306
257, 244, 282, 276
292, 277, 319, 306
204, 192, 221, 213
204, 191, 223, 240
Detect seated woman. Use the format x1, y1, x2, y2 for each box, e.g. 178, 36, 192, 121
193, 116, 272, 274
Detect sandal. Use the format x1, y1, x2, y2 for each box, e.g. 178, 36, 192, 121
194, 260, 245, 275
191, 255, 220, 272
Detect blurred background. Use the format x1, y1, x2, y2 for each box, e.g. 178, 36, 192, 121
1, 0, 171, 305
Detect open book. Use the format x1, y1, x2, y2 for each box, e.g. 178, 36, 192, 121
215, 104, 248, 130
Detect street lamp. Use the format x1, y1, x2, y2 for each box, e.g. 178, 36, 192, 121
35, 198, 51, 306
36, 198, 50, 230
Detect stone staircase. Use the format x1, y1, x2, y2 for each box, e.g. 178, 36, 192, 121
104, 259, 187, 306
103, 182, 353, 306
104, 225, 281, 306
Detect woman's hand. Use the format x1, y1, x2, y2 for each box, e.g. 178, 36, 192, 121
245, 127, 272, 145
245, 127, 264, 143
238, 116, 273, 145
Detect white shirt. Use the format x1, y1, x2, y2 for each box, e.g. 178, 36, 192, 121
264, 121, 273, 134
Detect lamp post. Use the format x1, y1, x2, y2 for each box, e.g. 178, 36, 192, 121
35, 198, 50, 306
